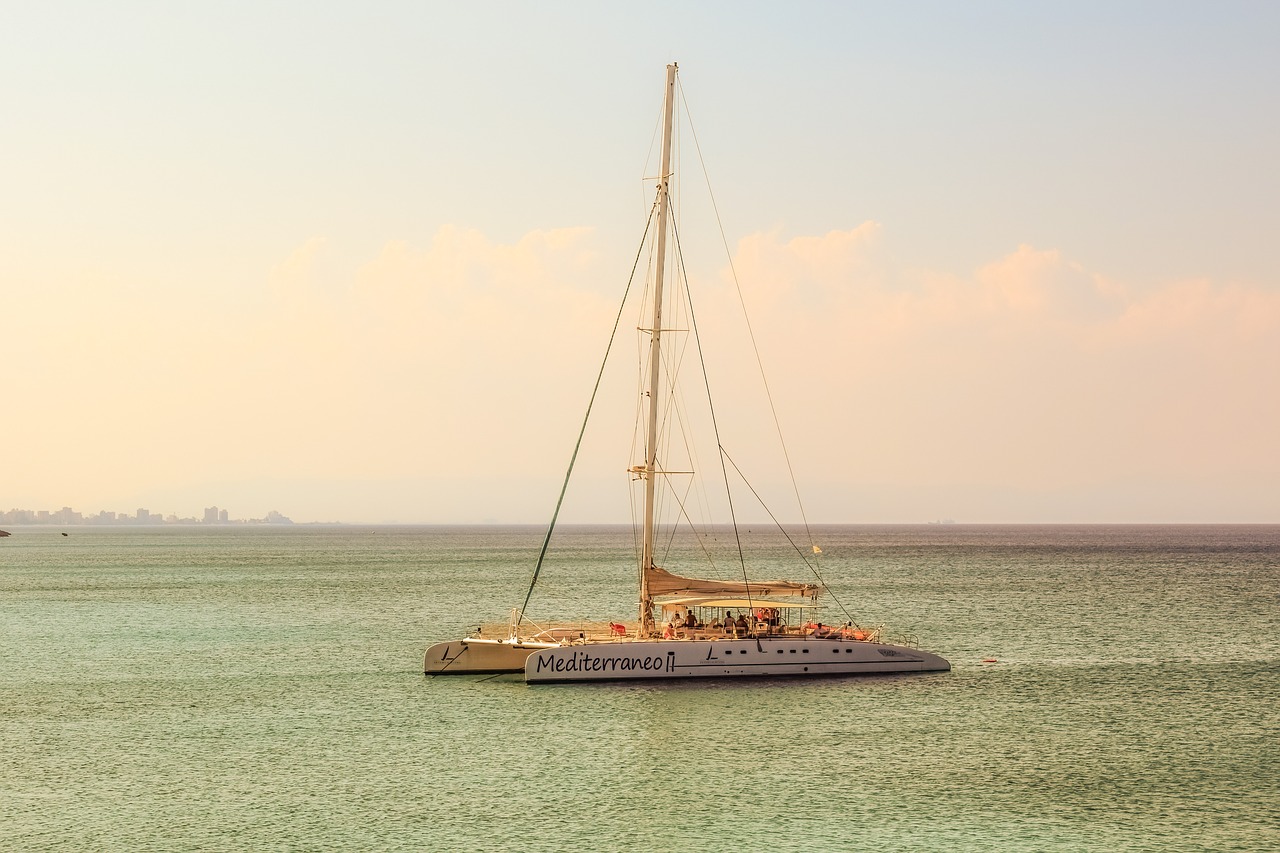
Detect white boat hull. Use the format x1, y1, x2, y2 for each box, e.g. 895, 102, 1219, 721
524, 636, 951, 683
424, 637, 556, 675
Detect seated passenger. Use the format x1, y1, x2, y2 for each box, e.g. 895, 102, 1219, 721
734, 613, 748, 635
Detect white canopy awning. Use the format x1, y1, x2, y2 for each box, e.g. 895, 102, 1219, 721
659, 597, 818, 610
645, 565, 819, 600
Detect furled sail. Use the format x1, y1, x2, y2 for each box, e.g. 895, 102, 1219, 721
644, 565, 819, 599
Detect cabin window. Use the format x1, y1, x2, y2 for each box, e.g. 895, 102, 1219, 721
802, 649, 810, 654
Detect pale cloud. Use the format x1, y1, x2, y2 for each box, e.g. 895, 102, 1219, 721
1109, 277, 1280, 346
3, 221, 1275, 521
732, 222, 884, 301
724, 225, 1280, 521
974, 244, 1122, 323
246, 225, 618, 492
348, 224, 601, 360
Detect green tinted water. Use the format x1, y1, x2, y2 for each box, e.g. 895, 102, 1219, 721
2, 525, 1277, 850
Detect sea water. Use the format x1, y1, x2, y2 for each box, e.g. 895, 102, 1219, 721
2, 524, 1277, 851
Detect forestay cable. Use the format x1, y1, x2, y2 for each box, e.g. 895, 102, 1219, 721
516, 201, 658, 629
678, 84, 822, 566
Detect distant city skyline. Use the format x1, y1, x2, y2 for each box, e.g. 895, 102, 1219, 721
1, 506, 294, 526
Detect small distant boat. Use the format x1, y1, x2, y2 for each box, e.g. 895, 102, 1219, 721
424, 64, 950, 683
0, 530, 10, 537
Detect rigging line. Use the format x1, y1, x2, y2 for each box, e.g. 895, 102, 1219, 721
665, 244, 717, 543
720, 449, 815, 571
516, 199, 659, 628
668, 212, 755, 620
653, 454, 721, 574
649, 233, 697, 565
653, 218, 715, 571
638, 85, 666, 217
720, 447, 856, 625
653, 316, 702, 567
628, 229, 661, 571
678, 85, 820, 567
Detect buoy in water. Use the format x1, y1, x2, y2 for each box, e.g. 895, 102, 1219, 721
981, 658, 998, 663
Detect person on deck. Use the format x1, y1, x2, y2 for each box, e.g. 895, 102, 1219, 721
734, 613, 749, 636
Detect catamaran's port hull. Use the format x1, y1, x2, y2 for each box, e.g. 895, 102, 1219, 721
524, 637, 950, 683
424, 638, 551, 675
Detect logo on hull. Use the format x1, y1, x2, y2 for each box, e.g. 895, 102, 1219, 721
533, 650, 677, 675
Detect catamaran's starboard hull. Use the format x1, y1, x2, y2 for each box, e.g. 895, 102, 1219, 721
524, 637, 951, 683
424, 638, 551, 675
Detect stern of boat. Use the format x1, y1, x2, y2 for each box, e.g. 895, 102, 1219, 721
424, 637, 550, 675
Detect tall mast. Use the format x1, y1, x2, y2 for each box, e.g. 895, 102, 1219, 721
639, 62, 677, 637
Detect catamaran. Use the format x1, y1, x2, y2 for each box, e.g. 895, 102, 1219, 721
424, 64, 950, 682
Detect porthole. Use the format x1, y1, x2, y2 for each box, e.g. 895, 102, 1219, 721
789, 649, 797, 654
802, 649, 810, 654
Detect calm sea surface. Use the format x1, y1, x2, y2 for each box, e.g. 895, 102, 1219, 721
2, 524, 1277, 851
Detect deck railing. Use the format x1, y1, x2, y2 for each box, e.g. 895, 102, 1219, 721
473, 619, 914, 645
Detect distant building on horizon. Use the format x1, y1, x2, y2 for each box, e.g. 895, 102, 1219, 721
2, 505, 296, 525
202, 506, 232, 524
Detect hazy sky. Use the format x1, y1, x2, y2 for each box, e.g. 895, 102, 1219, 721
3, 2, 1277, 523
